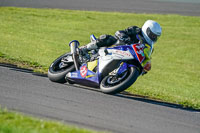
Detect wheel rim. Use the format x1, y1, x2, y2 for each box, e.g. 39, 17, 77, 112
52, 55, 73, 72
106, 71, 128, 86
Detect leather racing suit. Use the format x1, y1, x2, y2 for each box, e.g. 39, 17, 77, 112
93, 26, 152, 72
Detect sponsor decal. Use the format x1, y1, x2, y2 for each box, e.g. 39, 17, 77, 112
115, 50, 132, 57
80, 65, 88, 78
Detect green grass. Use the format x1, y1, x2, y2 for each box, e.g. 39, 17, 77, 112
0, 7, 200, 109
0, 108, 103, 133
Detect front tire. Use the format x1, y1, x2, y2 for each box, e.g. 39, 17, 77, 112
100, 67, 139, 94
48, 53, 75, 83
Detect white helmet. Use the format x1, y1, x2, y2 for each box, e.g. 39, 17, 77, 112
142, 20, 162, 48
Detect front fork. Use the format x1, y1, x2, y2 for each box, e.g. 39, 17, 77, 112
109, 62, 127, 76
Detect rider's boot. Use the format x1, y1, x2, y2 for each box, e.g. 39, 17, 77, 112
79, 41, 98, 56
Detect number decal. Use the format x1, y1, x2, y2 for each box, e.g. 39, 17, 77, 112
132, 44, 145, 63
80, 65, 88, 78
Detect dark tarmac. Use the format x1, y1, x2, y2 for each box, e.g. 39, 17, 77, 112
1, 0, 200, 16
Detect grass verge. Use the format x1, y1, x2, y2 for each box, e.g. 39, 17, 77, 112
0, 107, 104, 133
0, 7, 200, 109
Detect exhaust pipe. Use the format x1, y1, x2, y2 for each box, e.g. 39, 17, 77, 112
69, 40, 80, 71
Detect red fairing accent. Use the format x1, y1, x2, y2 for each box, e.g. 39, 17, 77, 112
132, 44, 145, 63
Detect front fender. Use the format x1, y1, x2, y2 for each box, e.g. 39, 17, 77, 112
126, 59, 143, 74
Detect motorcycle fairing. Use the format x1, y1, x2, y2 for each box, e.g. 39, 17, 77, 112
98, 45, 133, 74
66, 63, 100, 87
98, 44, 145, 77
66, 44, 144, 87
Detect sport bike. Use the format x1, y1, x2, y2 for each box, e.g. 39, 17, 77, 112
48, 35, 145, 94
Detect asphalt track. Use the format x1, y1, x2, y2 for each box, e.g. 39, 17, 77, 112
0, 0, 200, 133
0, 65, 200, 133
0, 0, 200, 16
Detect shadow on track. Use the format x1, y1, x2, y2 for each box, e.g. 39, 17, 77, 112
115, 93, 200, 112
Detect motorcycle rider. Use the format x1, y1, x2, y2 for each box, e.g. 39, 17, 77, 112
80, 20, 162, 73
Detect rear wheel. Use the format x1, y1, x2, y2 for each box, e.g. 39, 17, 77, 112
100, 67, 139, 94
48, 53, 75, 83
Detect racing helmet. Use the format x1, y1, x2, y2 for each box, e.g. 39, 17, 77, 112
142, 20, 162, 47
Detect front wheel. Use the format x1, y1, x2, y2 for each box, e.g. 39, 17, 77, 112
48, 53, 75, 83
100, 67, 139, 94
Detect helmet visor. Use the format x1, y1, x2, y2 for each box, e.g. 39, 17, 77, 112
146, 27, 159, 42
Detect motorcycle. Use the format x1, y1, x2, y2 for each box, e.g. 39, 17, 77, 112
48, 35, 145, 94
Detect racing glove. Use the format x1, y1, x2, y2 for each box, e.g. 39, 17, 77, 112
144, 61, 151, 71
142, 61, 151, 75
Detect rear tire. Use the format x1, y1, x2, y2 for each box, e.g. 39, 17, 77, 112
100, 67, 139, 94
48, 53, 75, 83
